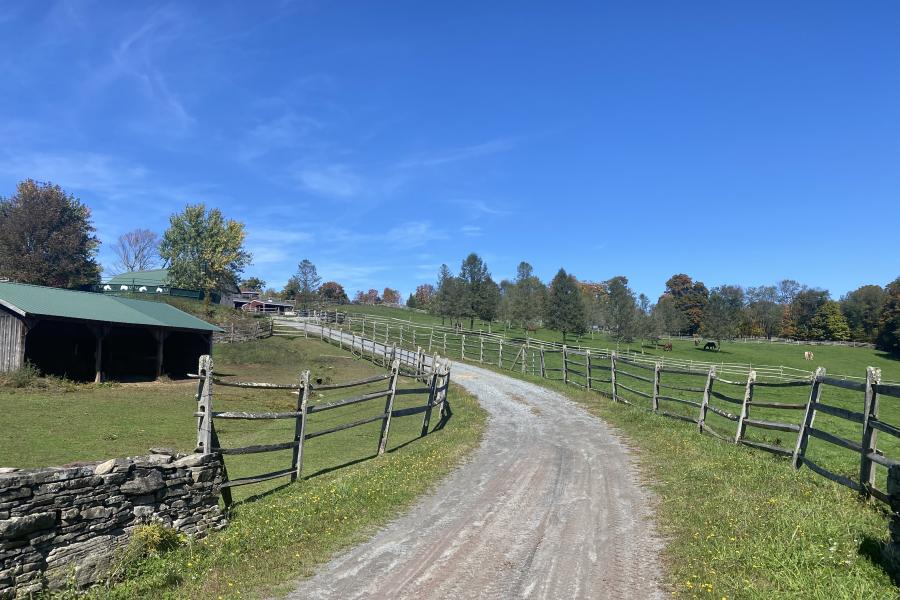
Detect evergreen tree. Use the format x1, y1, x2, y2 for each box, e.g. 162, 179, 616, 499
605, 276, 636, 342
545, 268, 587, 342
283, 259, 321, 306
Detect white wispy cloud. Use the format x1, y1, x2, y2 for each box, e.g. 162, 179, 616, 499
461, 225, 483, 237
84, 6, 194, 131
237, 112, 323, 162
396, 137, 518, 169
0, 151, 148, 200
453, 198, 510, 216
294, 164, 363, 198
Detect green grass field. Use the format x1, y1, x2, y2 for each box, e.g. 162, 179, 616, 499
461, 361, 898, 598
2, 335, 486, 597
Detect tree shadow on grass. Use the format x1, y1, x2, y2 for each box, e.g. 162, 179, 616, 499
874, 351, 900, 363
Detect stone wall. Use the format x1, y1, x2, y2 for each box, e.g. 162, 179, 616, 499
0, 449, 225, 598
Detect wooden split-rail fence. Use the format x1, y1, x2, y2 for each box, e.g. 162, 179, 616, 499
278, 312, 900, 505
192, 345, 451, 506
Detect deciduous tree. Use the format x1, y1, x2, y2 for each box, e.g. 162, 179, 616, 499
702, 285, 744, 342
808, 301, 851, 341
158, 204, 250, 300
382, 287, 401, 304
841, 285, 886, 342
877, 278, 900, 355
0, 180, 100, 288
112, 229, 159, 274
319, 281, 348, 304
661, 274, 708, 335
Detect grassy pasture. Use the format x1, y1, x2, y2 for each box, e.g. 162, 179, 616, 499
2, 335, 487, 598
338, 305, 900, 504
0, 335, 476, 504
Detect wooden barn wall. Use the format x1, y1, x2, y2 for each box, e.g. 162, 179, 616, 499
0, 312, 24, 372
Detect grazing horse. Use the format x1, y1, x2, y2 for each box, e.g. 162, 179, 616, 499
663, 343, 673, 351
703, 341, 718, 351
804, 351, 814, 361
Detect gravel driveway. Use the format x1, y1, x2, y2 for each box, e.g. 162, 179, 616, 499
284, 354, 664, 599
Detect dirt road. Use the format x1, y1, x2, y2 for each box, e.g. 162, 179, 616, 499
284, 356, 663, 599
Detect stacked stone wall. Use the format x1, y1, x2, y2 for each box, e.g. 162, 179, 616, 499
0, 450, 225, 598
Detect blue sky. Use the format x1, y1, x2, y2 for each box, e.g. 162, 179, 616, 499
1, 2, 898, 300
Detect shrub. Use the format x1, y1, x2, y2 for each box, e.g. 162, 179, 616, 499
0, 362, 43, 388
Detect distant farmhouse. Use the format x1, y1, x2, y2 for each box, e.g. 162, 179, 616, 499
0, 282, 221, 382
232, 288, 294, 315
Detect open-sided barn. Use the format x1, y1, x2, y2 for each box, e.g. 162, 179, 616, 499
0, 282, 222, 381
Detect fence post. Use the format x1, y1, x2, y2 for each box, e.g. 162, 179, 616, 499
793, 367, 826, 469
229, 323, 235, 343
698, 366, 716, 432
563, 345, 568, 384
421, 361, 440, 436
610, 352, 618, 400
290, 370, 310, 482
399, 327, 404, 348
540, 348, 546, 378
479, 337, 484, 363
428, 328, 434, 352
652, 362, 661, 412
585, 350, 592, 389
196, 355, 213, 454
461, 334, 466, 360
860, 366, 883, 499
498, 341, 503, 367
522, 346, 528, 375
734, 370, 757, 443
378, 359, 401, 455
443, 332, 447, 353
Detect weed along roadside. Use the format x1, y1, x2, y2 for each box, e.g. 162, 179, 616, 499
0, 333, 486, 599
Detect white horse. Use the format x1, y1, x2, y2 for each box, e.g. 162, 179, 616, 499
804, 351, 814, 361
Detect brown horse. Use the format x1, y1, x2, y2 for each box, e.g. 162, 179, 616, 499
663, 343, 673, 351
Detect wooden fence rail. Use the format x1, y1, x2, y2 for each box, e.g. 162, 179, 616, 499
284, 313, 900, 508
192, 335, 451, 506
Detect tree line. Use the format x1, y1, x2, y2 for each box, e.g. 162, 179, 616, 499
414, 254, 900, 355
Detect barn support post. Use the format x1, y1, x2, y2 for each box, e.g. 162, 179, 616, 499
92, 326, 109, 383
154, 329, 169, 380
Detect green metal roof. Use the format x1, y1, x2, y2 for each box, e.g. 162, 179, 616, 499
107, 269, 170, 287
0, 282, 222, 332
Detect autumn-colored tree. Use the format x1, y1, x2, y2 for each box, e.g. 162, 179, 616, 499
319, 281, 348, 304
159, 204, 251, 301
0, 180, 100, 287
414, 283, 435, 308
382, 287, 401, 304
